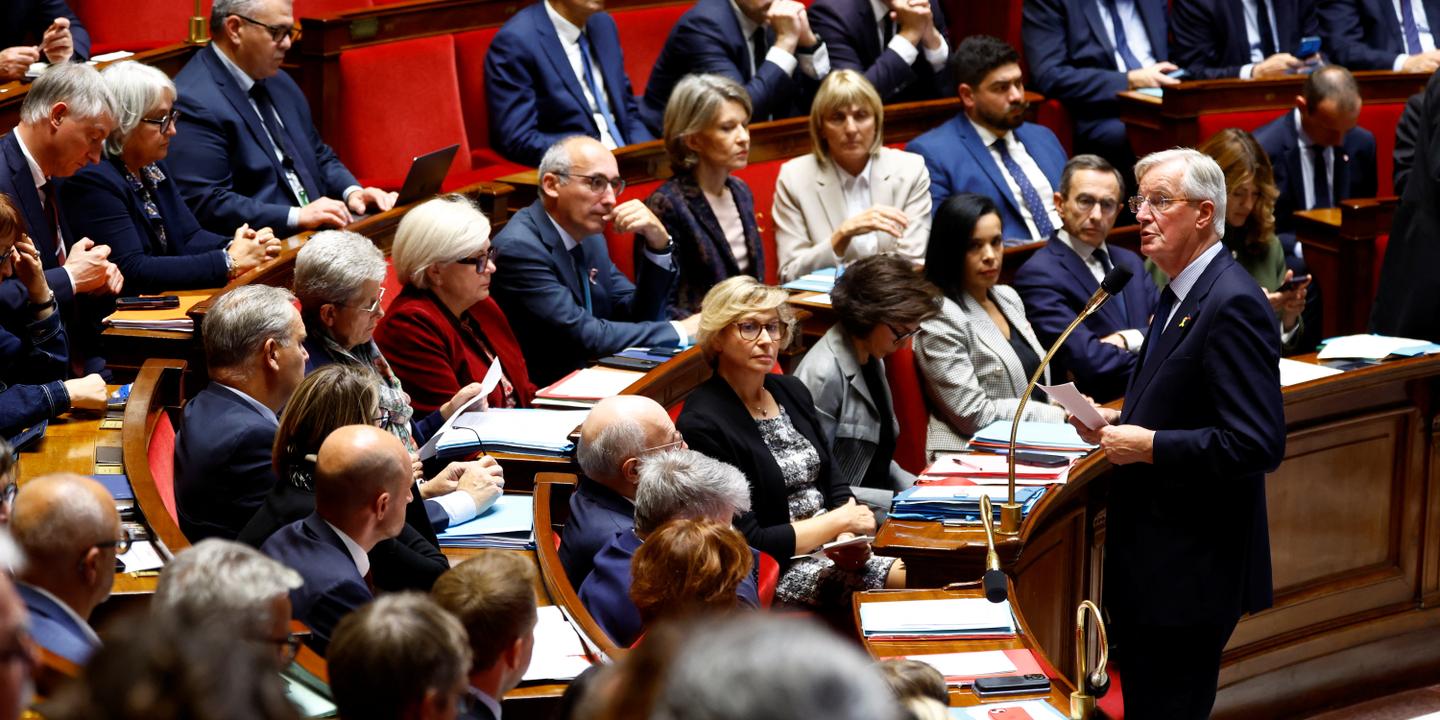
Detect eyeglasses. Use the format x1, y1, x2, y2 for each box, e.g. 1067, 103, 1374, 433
266, 632, 305, 663
1128, 195, 1196, 214
372, 407, 395, 430
887, 323, 920, 344
0, 483, 15, 508
735, 320, 788, 342
1071, 195, 1120, 216
454, 247, 499, 273
554, 172, 626, 195
342, 286, 386, 314
140, 108, 182, 132
641, 432, 685, 454
232, 13, 302, 43
95, 526, 133, 556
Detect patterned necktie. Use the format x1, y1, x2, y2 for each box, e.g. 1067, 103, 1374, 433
993, 138, 1055, 239
249, 80, 319, 204
577, 31, 626, 147
1101, 0, 1143, 70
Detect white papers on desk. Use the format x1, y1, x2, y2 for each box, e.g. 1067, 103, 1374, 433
955, 700, 1069, 720
416, 359, 505, 459
522, 606, 595, 682
909, 651, 1016, 678
118, 540, 165, 573
536, 366, 643, 403
283, 674, 337, 718
1316, 334, 1440, 360
1278, 357, 1343, 387
922, 454, 1068, 484
790, 534, 873, 561
433, 408, 586, 457
1036, 381, 1106, 430
859, 598, 1016, 638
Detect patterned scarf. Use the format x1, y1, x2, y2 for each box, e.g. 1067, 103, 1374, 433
318, 329, 418, 453
119, 159, 170, 254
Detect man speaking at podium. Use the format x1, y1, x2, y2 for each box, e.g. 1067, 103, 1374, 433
1072, 149, 1285, 719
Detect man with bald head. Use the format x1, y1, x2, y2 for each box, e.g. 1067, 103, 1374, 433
262, 425, 413, 656
492, 135, 701, 385
10, 473, 122, 665
560, 395, 682, 587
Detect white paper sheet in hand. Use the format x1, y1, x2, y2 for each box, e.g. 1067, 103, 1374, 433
417, 357, 505, 459
1036, 381, 1107, 430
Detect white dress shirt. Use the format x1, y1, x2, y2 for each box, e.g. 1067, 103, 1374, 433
1392, 0, 1437, 70
1058, 229, 1144, 351
730, 0, 830, 80
1095, 0, 1158, 70
544, 1, 619, 148
867, 0, 948, 72
968, 117, 1062, 244
323, 519, 372, 580
837, 157, 879, 258
1238, 0, 1282, 79
9, 126, 74, 293
1292, 109, 1335, 211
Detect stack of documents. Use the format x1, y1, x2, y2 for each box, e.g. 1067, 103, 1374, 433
534, 366, 644, 408
859, 598, 1017, 640
437, 495, 535, 549
969, 420, 1096, 457
955, 701, 1068, 720
1317, 334, 1440, 360
918, 454, 1069, 486
102, 291, 210, 331
902, 649, 1044, 687
890, 485, 1046, 524
521, 606, 595, 682
781, 267, 839, 293
1278, 357, 1343, 387
425, 408, 586, 459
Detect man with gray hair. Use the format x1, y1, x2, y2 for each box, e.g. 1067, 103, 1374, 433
154, 538, 304, 669
0, 61, 122, 313
578, 447, 757, 646
1070, 148, 1285, 718
560, 394, 681, 587
175, 283, 308, 542
10, 472, 123, 665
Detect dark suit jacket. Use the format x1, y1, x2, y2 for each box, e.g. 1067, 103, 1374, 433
905, 115, 1067, 243
261, 513, 374, 656
641, 0, 815, 134
1173, 0, 1321, 79
1373, 72, 1440, 340
646, 173, 764, 319
1252, 109, 1377, 234
490, 199, 679, 386
1013, 234, 1157, 403
173, 383, 279, 542
1108, 249, 1285, 626
60, 158, 231, 296
0, 0, 89, 60
485, 4, 653, 166
807, 0, 949, 102
170, 45, 358, 234
1321, 0, 1440, 69
677, 373, 854, 565
1395, 90, 1425, 196
0, 300, 69, 438
0, 133, 77, 310
17, 583, 97, 665
559, 477, 635, 588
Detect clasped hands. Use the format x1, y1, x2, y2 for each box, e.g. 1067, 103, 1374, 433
1068, 405, 1155, 465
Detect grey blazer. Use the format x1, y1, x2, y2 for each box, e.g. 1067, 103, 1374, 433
914, 286, 1067, 458
793, 326, 917, 493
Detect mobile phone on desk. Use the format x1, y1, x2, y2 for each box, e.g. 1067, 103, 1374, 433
1013, 451, 1070, 468
973, 674, 1051, 698
1279, 274, 1310, 292
116, 295, 180, 310
599, 355, 660, 372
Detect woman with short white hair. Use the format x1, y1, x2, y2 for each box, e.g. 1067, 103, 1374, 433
61, 61, 280, 295
374, 194, 536, 412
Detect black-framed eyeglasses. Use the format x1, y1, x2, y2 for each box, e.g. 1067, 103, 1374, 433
1127, 195, 1196, 214
554, 172, 626, 195
735, 320, 788, 342
887, 323, 920, 344
140, 108, 182, 132
372, 407, 396, 430
454, 247, 499, 273
1071, 195, 1120, 216
342, 287, 386, 314
232, 13, 302, 43
95, 526, 133, 556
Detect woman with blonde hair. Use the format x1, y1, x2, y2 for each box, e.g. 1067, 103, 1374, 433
677, 276, 904, 609
647, 74, 765, 317
772, 70, 932, 282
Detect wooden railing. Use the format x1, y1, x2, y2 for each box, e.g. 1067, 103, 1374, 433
533, 474, 625, 661
121, 358, 191, 556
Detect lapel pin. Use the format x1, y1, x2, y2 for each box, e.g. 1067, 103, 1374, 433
1178, 315, 1192, 329
589, 268, 599, 285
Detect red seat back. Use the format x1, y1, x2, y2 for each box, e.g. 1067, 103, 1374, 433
610, 179, 665, 281
756, 551, 779, 608
884, 342, 928, 474
147, 411, 179, 524
69, 0, 209, 54
294, 0, 374, 15
612, 4, 691, 95
1196, 109, 1283, 144
381, 259, 403, 314
733, 159, 785, 285
454, 28, 505, 166
1359, 102, 1404, 198
1035, 99, 1074, 156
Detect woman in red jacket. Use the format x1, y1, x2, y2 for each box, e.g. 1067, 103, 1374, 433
375, 194, 536, 412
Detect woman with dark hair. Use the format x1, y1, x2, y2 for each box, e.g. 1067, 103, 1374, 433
915, 193, 1065, 459
793, 254, 940, 507
630, 517, 753, 631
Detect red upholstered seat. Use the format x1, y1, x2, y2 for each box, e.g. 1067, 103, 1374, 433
147, 411, 179, 524
613, 3, 692, 96
609, 179, 665, 282
294, 0, 374, 15
884, 342, 929, 475
733, 159, 785, 285
333, 34, 471, 190
1035, 99, 1074, 156
454, 28, 532, 180
1195, 109, 1282, 143
1359, 103, 1403, 197
756, 551, 779, 607
381, 259, 403, 314
68, 0, 209, 54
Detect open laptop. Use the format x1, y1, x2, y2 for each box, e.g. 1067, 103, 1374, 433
352, 143, 461, 219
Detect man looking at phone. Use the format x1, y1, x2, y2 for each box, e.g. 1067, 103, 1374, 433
1171, 0, 1324, 79
490, 136, 699, 385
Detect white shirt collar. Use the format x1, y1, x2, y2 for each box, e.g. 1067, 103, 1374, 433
323, 519, 372, 579
212, 43, 258, 94
10, 126, 47, 191
212, 383, 279, 426
1292, 107, 1323, 151
1058, 228, 1104, 262
836, 156, 873, 193
730, 0, 761, 37
20, 582, 101, 647
967, 115, 1010, 148
544, 209, 582, 252
1167, 238, 1224, 304
543, 0, 583, 45
469, 688, 502, 720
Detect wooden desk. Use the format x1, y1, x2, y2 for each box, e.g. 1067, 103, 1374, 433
1293, 197, 1398, 339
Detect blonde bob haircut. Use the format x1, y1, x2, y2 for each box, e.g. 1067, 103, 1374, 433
663, 73, 752, 172
696, 276, 795, 363
809, 69, 885, 166
391, 194, 491, 290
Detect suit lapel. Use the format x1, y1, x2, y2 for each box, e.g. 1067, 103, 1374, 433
531, 201, 588, 305
587, 21, 632, 129
1138, 0, 1168, 58
1082, 0, 1118, 63
1272, 0, 1294, 51
1225, 0, 1250, 63
856, 2, 883, 61
540, 9, 598, 134
203, 47, 291, 186
961, 293, 1027, 392
681, 176, 740, 275
956, 118, 1023, 220
814, 162, 849, 234
1, 137, 52, 254
1335, 140, 1352, 200
1125, 252, 1229, 409
870, 153, 897, 210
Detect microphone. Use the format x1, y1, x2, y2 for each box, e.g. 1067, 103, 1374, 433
1070, 600, 1112, 719
998, 265, 1134, 535
978, 494, 1007, 603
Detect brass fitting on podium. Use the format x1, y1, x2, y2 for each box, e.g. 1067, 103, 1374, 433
188, 0, 209, 44
1070, 600, 1110, 720
998, 501, 1023, 536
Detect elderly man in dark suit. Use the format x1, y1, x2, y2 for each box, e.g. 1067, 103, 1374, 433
490, 136, 698, 386
263, 425, 414, 656
0, 0, 88, 83
1320, 0, 1440, 72
1014, 154, 1157, 403
168, 0, 396, 235
1074, 148, 1286, 719
807, 0, 949, 103
641, 0, 830, 134
1373, 71, 1440, 341
484, 0, 654, 167
1172, 0, 1322, 79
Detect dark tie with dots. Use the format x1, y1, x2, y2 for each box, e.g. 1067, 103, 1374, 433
577, 31, 625, 146
993, 139, 1055, 239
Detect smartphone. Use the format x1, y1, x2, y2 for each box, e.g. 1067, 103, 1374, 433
598, 355, 660, 372
1297, 35, 1322, 57
1014, 451, 1070, 468
1279, 274, 1310, 292
95, 445, 124, 465
116, 295, 180, 310
973, 674, 1052, 698
1165, 68, 1189, 80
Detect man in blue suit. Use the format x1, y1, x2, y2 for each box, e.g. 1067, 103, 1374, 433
11, 473, 123, 666
1014, 155, 1157, 403
641, 0, 830, 135
1023, 0, 1174, 168
175, 285, 308, 543
1075, 149, 1285, 719
169, 0, 396, 236
907, 35, 1068, 245
263, 424, 414, 656
485, 0, 654, 167
491, 136, 698, 386
808, 0, 949, 103
1172, 0, 1322, 79
1320, 0, 1440, 71
0, 0, 88, 83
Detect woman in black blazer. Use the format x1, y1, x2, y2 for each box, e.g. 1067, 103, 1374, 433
677, 276, 905, 608
60, 61, 279, 296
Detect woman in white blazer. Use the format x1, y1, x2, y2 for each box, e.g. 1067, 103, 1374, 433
914, 193, 1066, 458
771, 70, 932, 282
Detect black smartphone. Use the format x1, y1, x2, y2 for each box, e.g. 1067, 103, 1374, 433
1014, 451, 1070, 468
116, 295, 180, 310
95, 445, 124, 465
973, 673, 1052, 698
599, 355, 661, 372
645, 346, 684, 357
1278, 274, 1310, 292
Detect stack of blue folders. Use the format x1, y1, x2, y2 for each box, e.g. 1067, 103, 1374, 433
781, 266, 840, 293
969, 420, 1097, 458
889, 485, 1047, 524
437, 495, 535, 549
435, 408, 587, 458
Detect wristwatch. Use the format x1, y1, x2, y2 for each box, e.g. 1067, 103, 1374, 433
28, 294, 56, 314
798, 34, 823, 54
